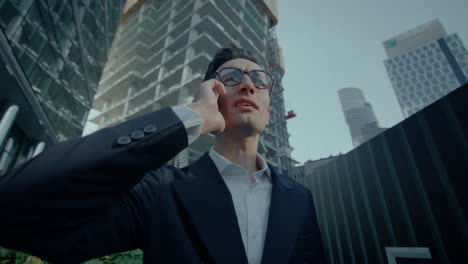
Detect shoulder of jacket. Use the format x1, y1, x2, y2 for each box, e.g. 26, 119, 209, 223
277, 174, 311, 194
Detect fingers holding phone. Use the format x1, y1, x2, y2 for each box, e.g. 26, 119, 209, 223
188, 80, 227, 135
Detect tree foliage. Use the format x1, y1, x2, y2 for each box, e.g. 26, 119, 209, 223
0, 247, 143, 264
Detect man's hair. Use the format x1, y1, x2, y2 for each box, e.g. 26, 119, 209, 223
203, 43, 260, 81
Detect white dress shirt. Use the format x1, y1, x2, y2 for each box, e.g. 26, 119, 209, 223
172, 105, 273, 264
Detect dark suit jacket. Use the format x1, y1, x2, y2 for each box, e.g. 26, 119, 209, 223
0, 107, 325, 263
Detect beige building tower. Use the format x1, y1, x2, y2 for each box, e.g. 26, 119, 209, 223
86, 0, 293, 173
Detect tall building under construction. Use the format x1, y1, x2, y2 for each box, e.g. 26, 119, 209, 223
88, 0, 294, 174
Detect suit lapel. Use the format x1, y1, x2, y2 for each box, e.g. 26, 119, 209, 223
261, 165, 308, 264
172, 153, 248, 264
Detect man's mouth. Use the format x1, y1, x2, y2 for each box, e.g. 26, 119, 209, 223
234, 99, 258, 109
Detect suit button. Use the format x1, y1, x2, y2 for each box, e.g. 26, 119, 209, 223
131, 130, 145, 140
143, 124, 157, 133
117, 136, 131, 145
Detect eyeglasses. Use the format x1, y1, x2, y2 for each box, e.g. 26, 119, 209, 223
214, 67, 274, 94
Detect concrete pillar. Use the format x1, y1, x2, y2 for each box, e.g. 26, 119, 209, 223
123, 87, 133, 117
0, 105, 19, 150
32, 142, 46, 158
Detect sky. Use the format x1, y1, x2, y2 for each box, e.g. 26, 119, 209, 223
276, 0, 468, 164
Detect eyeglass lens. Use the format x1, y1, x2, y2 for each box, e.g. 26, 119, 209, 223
218, 68, 271, 90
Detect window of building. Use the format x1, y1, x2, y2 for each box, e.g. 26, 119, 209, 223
427, 50, 434, 56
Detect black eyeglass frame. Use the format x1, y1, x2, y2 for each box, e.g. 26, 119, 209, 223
213, 67, 275, 95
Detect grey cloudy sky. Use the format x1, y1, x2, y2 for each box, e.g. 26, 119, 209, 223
276, 0, 468, 163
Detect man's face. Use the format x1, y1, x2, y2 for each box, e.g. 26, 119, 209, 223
215, 58, 271, 136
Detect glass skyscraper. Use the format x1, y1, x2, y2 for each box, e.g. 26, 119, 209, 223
0, 0, 124, 175
383, 19, 468, 118
338, 87, 385, 147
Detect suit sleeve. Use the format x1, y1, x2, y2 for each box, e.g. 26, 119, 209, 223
0, 107, 187, 263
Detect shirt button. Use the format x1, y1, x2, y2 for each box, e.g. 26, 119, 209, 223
117, 136, 131, 145
131, 130, 145, 140
143, 124, 157, 133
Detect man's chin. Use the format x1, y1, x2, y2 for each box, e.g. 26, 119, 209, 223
224, 121, 264, 137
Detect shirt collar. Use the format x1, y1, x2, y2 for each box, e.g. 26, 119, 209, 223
208, 148, 271, 179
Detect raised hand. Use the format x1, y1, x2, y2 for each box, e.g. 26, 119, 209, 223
188, 79, 227, 135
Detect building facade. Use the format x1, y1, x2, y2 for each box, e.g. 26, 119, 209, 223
383, 19, 468, 118
88, 0, 293, 173
297, 83, 468, 264
292, 155, 338, 183
0, 0, 124, 175
338, 87, 385, 147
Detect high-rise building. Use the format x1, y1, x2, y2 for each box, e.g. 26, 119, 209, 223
383, 19, 468, 118
338, 87, 385, 147
0, 1, 124, 175
88, 0, 293, 173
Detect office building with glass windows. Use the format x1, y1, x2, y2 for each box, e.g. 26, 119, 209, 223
0, 0, 124, 175
88, 0, 294, 174
383, 19, 468, 118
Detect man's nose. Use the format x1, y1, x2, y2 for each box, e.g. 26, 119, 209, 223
237, 74, 256, 95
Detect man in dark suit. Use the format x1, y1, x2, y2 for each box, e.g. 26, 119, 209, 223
0, 44, 325, 263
